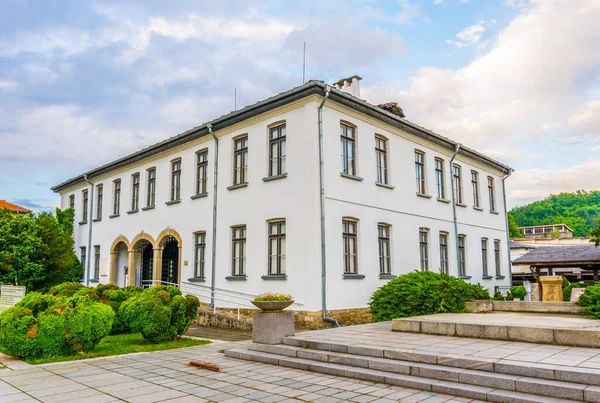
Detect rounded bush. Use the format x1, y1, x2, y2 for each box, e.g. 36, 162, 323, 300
577, 284, 600, 318
49, 282, 85, 297
17, 292, 57, 316
369, 270, 490, 321
120, 287, 200, 343
510, 285, 527, 300
0, 294, 114, 359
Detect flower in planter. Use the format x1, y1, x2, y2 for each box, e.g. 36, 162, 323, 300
254, 292, 293, 301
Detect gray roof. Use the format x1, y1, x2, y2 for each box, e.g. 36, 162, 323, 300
513, 245, 600, 266
509, 241, 537, 250
52, 80, 512, 192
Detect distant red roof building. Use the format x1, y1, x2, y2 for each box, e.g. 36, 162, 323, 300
0, 200, 30, 214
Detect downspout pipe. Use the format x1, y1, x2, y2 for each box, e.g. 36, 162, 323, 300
83, 174, 94, 287
318, 85, 339, 327
207, 123, 219, 308
502, 169, 514, 287
449, 144, 462, 277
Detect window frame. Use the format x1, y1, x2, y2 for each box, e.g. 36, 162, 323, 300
131, 173, 140, 211
342, 219, 358, 274
439, 232, 449, 274
146, 168, 156, 207
80, 247, 86, 280
268, 220, 286, 275
69, 194, 75, 210
419, 229, 429, 271
171, 159, 182, 201
96, 184, 103, 220
82, 189, 88, 222
378, 224, 391, 275
471, 171, 480, 208
113, 179, 121, 215
269, 123, 287, 177
415, 150, 426, 194
375, 135, 388, 185
435, 158, 445, 199
488, 176, 496, 212
233, 136, 248, 185
194, 231, 206, 278
196, 150, 208, 195
452, 164, 463, 204
231, 225, 247, 276
494, 239, 501, 276
93, 245, 100, 280
458, 234, 467, 276
340, 122, 357, 176
481, 238, 489, 276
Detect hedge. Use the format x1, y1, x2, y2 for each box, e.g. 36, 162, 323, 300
577, 283, 600, 318
369, 270, 490, 321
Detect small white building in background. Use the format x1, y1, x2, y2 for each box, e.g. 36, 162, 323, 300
52, 77, 513, 314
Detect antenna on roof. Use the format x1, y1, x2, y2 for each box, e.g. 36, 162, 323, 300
234, 87, 237, 111
302, 41, 306, 84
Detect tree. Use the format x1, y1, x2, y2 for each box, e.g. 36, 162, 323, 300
549, 227, 561, 239
591, 219, 600, 247
0, 208, 80, 291
508, 213, 525, 238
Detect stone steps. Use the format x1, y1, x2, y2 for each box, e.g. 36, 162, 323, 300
224, 346, 584, 403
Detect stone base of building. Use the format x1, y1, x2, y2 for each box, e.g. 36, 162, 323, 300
195, 306, 373, 330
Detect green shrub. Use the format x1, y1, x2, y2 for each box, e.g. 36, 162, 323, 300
48, 282, 85, 297
0, 294, 114, 359
577, 284, 600, 318
368, 270, 490, 321
563, 282, 591, 301
120, 287, 200, 343
510, 285, 527, 300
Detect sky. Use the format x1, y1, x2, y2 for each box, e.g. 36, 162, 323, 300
0, 0, 599, 212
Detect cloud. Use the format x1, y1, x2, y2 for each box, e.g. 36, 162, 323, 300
568, 100, 600, 135
0, 79, 17, 90
446, 21, 486, 47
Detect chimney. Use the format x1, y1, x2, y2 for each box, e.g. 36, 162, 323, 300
334, 75, 362, 98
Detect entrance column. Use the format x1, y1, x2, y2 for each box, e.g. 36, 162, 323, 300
153, 247, 163, 285
177, 245, 183, 286
109, 252, 118, 285
127, 250, 136, 286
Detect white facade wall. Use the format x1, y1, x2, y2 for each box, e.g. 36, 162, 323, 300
58, 95, 510, 312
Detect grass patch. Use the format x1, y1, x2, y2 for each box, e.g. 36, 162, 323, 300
15, 333, 210, 365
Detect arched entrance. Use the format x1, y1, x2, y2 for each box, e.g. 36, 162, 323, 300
109, 236, 131, 286
130, 232, 156, 287
161, 236, 179, 285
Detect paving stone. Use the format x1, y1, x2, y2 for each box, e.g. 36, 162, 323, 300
430, 380, 492, 401
458, 369, 518, 390
515, 377, 586, 401
411, 363, 460, 382
383, 349, 438, 364
347, 345, 385, 358
368, 358, 411, 374
494, 360, 556, 380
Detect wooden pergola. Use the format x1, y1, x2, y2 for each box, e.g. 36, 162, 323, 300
513, 245, 600, 282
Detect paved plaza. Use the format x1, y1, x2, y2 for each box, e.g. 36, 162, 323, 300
0, 337, 480, 403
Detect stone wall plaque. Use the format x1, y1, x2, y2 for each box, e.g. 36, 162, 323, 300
570, 288, 585, 302
0, 285, 26, 312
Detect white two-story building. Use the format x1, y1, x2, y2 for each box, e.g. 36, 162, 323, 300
52, 77, 513, 319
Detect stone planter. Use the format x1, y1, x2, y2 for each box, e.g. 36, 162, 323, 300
251, 300, 294, 311
464, 299, 493, 313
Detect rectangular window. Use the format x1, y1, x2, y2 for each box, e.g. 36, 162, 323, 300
375, 136, 388, 184
340, 124, 356, 176
453, 165, 463, 204
196, 151, 208, 195
113, 180, 121, 215
268, 221, 286, 275
378, 224, 391, 275
171, 159, 181, 201
146, 169, 156, 207
458, 235, 466, 276
80, 247, 86, 280
488, 177, 496, 212
93, 245, 100, 280
233, 137, 248, 185
269, 124, 286, 176
494, 239, 501, 276
435, 158, 445, 199
194, 232, 206, 278
419, 230, 429, 271
415, 151, 426, 194
481, 238, 488, 276
69, 194, 75, 210
82, 189, 88, 222
439, 233, 449, 274
131, 173, 140, 211
342, 220, 358, 274
231, 226, 246, 276
96, 185, 103, 220
472, 171, 480, 208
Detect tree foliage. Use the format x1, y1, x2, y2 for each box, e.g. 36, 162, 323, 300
507, 213, 525, 238
591, 219, 600, 246
509, 190, 600, 237
0, 208, 80, 291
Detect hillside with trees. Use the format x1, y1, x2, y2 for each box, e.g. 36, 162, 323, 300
509, 190, 600, 238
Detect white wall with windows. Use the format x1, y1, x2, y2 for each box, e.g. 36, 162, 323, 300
58, 93, 510, 313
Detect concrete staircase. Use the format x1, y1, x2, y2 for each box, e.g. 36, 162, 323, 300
224, 336, 600, 403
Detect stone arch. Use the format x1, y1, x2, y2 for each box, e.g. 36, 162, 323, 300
155, 227, 183, 286
126, 232, 157, 287
130, 232, 156, 250
109, 235, 131, 285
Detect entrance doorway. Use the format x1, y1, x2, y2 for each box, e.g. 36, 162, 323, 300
161, 236, 179, 285
136, 240, 154, 288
